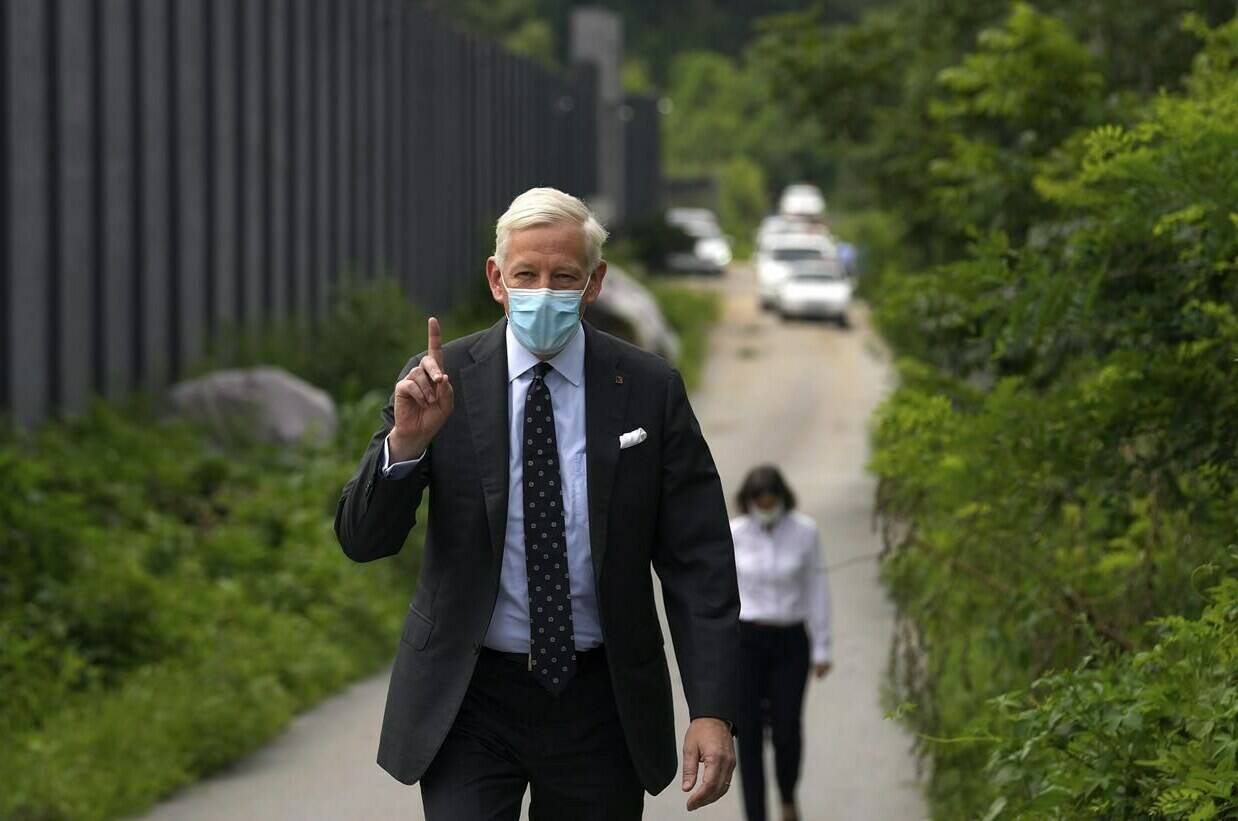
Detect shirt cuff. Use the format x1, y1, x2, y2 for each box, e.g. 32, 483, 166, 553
812, 644, 832, 666
382, 435, 424, 479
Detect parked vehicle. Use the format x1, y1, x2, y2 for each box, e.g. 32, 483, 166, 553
756, 213, 832, 252
755, 232, 837, 307
778, 183, 826, 218
775, 258, 852, 325
665, 208, 732, 274
667, 207, 719, 227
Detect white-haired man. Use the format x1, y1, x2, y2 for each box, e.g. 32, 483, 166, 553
336, 187, 740, 819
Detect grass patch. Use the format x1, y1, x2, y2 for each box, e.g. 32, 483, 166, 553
0, 396, 417, 821
1, 280, 448, 821
647, 280, 722, 392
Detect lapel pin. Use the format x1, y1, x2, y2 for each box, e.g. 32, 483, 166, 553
615, 375, 624, 385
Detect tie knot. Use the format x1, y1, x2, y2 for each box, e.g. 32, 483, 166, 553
532, 362, 553, 381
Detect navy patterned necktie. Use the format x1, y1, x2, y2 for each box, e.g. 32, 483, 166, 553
524, 362, 577, 694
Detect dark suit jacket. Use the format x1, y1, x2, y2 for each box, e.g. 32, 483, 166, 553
334, 319, 740, 794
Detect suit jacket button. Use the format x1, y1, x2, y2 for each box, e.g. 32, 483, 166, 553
472, 643, 481, 654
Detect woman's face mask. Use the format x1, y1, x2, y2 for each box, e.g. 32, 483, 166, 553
751, 504, 785, 527
502, 272, 592, 358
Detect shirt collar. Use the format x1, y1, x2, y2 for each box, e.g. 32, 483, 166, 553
505, 322, 585, 387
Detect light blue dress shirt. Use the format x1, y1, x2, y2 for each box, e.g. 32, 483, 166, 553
382, 324, 603, 654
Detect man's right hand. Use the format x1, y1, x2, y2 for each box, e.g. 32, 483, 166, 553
389, 317, 455, 461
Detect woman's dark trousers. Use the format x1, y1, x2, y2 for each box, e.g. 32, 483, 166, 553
735, 622, 811, 821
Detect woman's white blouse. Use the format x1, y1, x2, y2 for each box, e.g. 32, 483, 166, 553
730, 511, 833, 664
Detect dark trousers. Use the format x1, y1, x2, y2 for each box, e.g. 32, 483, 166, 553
735, 622, 811, 821
419, 647, 644, 821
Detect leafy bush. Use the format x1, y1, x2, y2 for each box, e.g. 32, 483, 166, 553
717, 155, 769, 258
200, 277, 501, 404
839, 9, 1238, 818
0, 395, 419, 821
979, 575, 1238, 819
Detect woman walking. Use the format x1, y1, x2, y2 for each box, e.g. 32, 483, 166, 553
731, 466, 833, 821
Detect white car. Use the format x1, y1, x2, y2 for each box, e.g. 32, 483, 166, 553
778, 184, 826, 218
755, 233, 838, 307
775, 259, 852, 324
667, 207, 720, 228
755, 216, 830, 250
666, 209, 733, 274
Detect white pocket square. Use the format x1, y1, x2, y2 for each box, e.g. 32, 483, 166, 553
619, 428, 647, 450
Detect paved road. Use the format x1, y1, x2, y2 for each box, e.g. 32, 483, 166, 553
142, 265, 925, 821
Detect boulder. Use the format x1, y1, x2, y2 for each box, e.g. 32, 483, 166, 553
588, 265, 682, 362
170, 367, 337, 446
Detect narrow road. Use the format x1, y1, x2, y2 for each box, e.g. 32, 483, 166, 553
142, 265, 925, 821
643, 266, 925, 820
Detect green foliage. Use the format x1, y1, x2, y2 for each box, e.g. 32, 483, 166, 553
0, 395, 416, 820
621, 56, 657, 94
199, 278, 420, 403
422, 0, 559, 69
756, 0, 1234, 265
828, 209, 911, 297
859, 12, 1238, 817
645, 281, 721, 392
928, 4, 1106, 239
660, 46, 831, 251
980, 576, 1238, 819
717, 156, 769, 258
201, 277, 501, 404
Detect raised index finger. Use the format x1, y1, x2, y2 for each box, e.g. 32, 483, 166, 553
424, 316, 446, 381
427, 316, 443, 361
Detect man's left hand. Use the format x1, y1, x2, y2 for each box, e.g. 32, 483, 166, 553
681, 717, 736, 811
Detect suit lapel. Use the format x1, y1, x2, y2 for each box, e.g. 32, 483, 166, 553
460, 320, 510, 565
584, 324, 628, 586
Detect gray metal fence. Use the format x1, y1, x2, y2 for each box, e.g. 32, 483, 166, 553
1, 0, 600, 426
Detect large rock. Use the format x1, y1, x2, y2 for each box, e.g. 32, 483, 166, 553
170, 367, 337, 446
588, 265, 682, 362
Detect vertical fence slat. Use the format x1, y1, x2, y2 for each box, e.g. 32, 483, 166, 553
329, 0, 345, 283
101, 0, 135, 399
340, 1, 356, 276
391, 0, 407, 296
355, 1, 371, 279
371, 0, 387, 280
312, 0, 330, 319
240, 0, 263, 328
463, 36, 477, 289
409, 15, 424, 304
291, 0, 310, 323
210, 0, 236, 335
56, 0, 95, 412
406, 7, 431, 307
174, 0, 206, 372
267, 0, 288, 320
137, 0, 170, 388
7, 0, 50, 424
0, 0, 9, 413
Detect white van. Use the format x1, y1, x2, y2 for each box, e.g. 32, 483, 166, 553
778, 184, 826, 218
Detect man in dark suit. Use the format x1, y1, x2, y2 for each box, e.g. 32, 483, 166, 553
335, 187, 740, 819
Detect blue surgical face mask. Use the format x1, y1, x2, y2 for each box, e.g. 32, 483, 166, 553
503, 272, 592, 358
